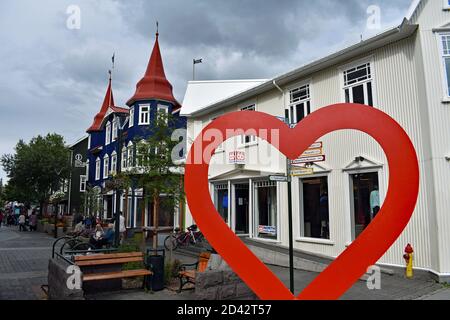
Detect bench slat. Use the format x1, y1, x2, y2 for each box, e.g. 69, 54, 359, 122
83, 269, 152, 282
76, 256, 144, 267
74, 252, 143, 262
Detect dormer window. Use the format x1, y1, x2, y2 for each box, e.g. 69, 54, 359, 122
139, 105, 150, 125
129, 108, 135, 128
105, 122, 111, 145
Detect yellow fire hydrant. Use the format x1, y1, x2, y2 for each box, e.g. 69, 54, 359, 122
403, 244, 414, 279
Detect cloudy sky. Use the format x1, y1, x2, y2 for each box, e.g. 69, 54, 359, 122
0, 0, 413, 181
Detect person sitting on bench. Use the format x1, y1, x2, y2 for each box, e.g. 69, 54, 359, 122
89, 224, 115, 249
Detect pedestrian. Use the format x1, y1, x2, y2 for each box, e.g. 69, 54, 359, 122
18, 212, 27, 232
119, 212, 126, 244
0, 210, 4, 228
29, 211, 38, 231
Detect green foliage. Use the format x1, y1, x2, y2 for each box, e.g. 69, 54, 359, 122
164, 259, 182, 285
0, 134, 70, 206
80, 186, 101, 216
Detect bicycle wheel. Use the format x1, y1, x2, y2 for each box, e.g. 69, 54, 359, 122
164, 234, 178, 251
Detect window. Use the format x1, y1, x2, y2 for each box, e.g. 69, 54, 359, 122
214, 184, 229, 223
286, 84, 311, 124
111, 152, 117, 174
253, 181, 277, 240
86, 159, 90, 179
105, 122, 111, 145
444, 0, 450, 10
122, 147, 128, 169
139, 105, 150, 125
301, 177, 329, 240
103, 155, 109, 179
112, 118, 118, 141
127, 142, 134, 167
440, 34, 450, 97
80, 175, 87, 192
157, 105, 169, 124
95, 158, 101, 181
129, 108, 135, 127
343, 62, 374, 106
240, 105, 256, 145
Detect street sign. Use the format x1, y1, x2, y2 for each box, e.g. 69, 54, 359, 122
291, 167, 314, 176
269, 175, 289, 182
291, 155, 326, 165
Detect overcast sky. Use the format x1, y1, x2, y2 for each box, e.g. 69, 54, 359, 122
0, 0, 413, 182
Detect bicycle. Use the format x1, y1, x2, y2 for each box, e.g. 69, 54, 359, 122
164, 225, 204, 251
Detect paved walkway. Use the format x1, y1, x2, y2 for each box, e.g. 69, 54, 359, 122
0, 226, 449, 300
0, 226, 54, 300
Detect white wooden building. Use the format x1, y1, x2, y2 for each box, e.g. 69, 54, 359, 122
181, 0, 450, 282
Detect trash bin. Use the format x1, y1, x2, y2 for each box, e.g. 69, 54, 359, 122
146, 248, 165, 291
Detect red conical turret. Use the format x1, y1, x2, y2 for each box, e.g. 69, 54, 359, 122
127, 30, 180, 108
87, 74, 115, 133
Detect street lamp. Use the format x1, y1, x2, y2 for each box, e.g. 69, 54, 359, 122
114, 114, 127, 247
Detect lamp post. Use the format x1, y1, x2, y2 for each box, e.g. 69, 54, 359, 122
54, 168, 64, 239
114, 115, 127, 248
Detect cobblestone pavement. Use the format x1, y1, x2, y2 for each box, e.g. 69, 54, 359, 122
0, 226, 53, 300
0, 226, 448, 300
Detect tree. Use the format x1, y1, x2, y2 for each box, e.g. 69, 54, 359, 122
132, 111, 185, 251
1, 134, 71, 216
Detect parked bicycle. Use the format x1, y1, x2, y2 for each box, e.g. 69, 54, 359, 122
164, 225, 204, 251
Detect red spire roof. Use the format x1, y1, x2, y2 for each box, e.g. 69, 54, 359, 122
127, 32, 180, 108
87, 76, 115, 133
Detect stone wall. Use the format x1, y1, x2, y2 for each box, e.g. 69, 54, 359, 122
195, 269, 258, 300
48, 258, 84, 300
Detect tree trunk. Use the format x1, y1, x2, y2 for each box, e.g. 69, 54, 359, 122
153, 193, 159, 250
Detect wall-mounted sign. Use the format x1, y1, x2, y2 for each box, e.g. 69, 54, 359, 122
291, 155, 326, 165
269, 175, 289, 182
228, 151, 246, 165
291, 141, 325, 165
74, 154, 86, 168
258, 225, 277, 236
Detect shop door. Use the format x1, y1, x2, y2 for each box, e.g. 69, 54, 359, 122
351, 172, 380, 239
234, 184, 249, 235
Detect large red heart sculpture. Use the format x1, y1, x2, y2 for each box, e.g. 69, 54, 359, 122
185, 103, 419, 300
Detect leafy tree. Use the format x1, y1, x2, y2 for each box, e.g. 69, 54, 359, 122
1, 134, 71, 216
131, 111, 185, 250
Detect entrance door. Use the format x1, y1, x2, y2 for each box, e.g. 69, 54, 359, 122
351, 172, 380, 239
234, 184, 249, 235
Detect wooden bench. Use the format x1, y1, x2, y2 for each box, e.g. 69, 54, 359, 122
178, 252, 211, 292
73, 252, 152, 287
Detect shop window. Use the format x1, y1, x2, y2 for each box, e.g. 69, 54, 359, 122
343, 62, 374, 106
214, 184, 229, 223
286, 84, 311, 124
351, 172, 380, 239
254, 181, 277, 240
301, 177, 329, 240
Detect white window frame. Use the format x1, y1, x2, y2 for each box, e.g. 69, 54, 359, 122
80, 175, 87, 192
103, 154, 109, 179
105, 121, 111, 145
444, 0, 450, 10
111, 151, 117, 174
285, 82, 311, 124
339, 57, 376, 107
127, 141, 134, 168
122, 146, 128, 169
240, 104, 257, 146
95, 157, 101, 181
112, 118, 118, 141
139, 104, 150, 125
129, 108, 135, 128
439, 33, 450, 99
157, 104, 169, 124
